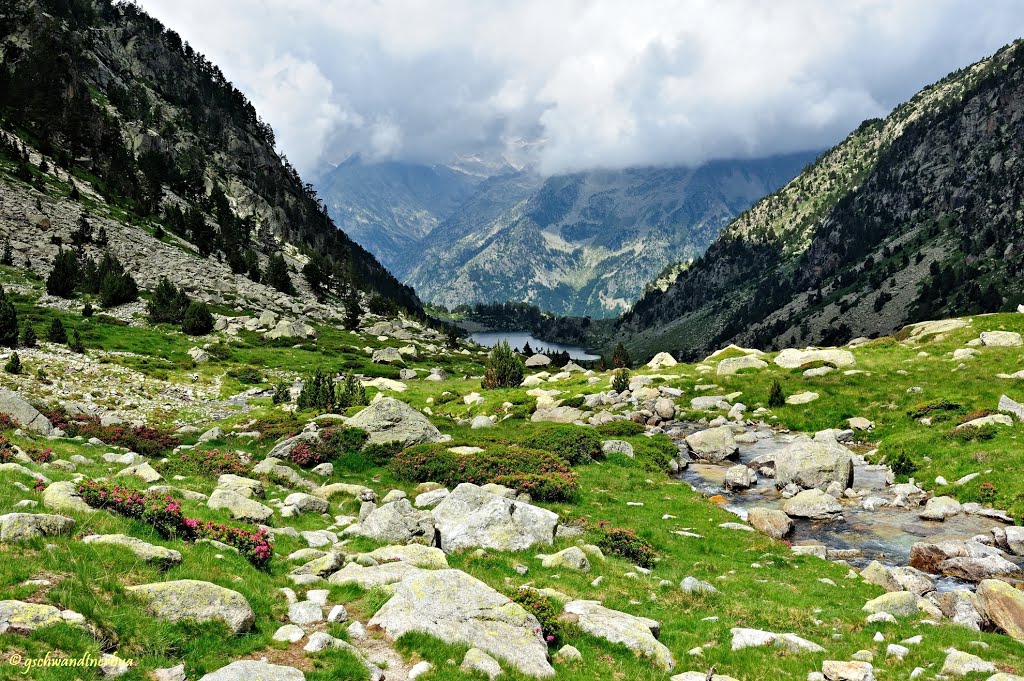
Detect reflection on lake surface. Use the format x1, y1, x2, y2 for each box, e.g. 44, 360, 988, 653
469, 330, 600, 361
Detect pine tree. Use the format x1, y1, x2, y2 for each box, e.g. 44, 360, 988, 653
767, 379, 785, 408
46, 318, 67, 344
97, 252, 138, 307
20, 324, 36, 348
0, 238, 12, 266
82, 302, 93, 317
45, 249, 80, 298
612, 342, 631, 369
4, 352, 21, 374
482, 341, 524, 389
343, 287, 362, 331
0, 286, 17, 348
148, 277, 189, 323
297, 369, 335, 412
180, 301, 214, 335
263, 253, 294, 294
68, 330, 85, 354
337, 372, 368, 408
612, 368, 630, 393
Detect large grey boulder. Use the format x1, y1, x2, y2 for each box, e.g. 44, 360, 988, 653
266, 431, 320, 461
782, 489, 843, 520
774, 348, 855, 369
127, 580, 254, 634
431, 483, 558, 553
717, 356, 768, 376
563, 600, 674, 671
368, 569, 554, 678
747, 508, 793, 539
684, 426, 738, 462
0, 390, 53, 434
354, 544, 449, 569
328, 561, 427, 589
283, 492, 329, 514
774, 441, 853, 490
0, 512, 74, 542
42, 481, 93, 513
0, 600, 68, 633
980, 331, 1023, 347
347, 398, 442, 447
207, 489, 274, 523
198, 661, 305, 681
216, 474, 264, 498
531, 406, 584, 423
342, 498, 434, 543
976, 579, 1024, 640
371, 347, 403, 364
82, 534, 182, 567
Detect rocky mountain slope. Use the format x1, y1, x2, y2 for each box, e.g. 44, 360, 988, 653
0, 0, 418, 311
616, 40, 1024, 360
316, 155, 490, 273
406, 155, 816, 317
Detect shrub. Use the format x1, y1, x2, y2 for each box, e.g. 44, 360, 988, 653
596, 420, 645, 437
82, 302, 93, 317
20, 324, 36, 348
289, 427, 370, 468
181, 301, 214, 335
511, 588, 562, 646
767, 379, 785, 408
367, 295, 398, 316
0, 286, 17, 348
148, 277, 190, 323
907, 399, 962, 420
483, 341, 524, 389
271, 381, 291, 404
263, 253, 295, 294
560, 395, 585, 409
46, 318, 67, 344
45, 409, 177, 457
977, 482, 998, 504
297, 369, 335, 412
159, 449, 248, 477
611, 369, 630, 393
598, 526, 657, 568
228, 367, 263, 384
947, 424, 998, 441
337, 372, 368, 409
250, 412, 303, 441
68, 330, 85, 353
4, 352, 21, 374
78, 480, 271, 567
959, 409, 994, 425
435, 392, 460, 405
288, 441, 323, 467
522, 424, 602, 465
362, 441, 403, 467
887, 450, 917, 477
391, 444, 578, 501
46, 249, 79, 297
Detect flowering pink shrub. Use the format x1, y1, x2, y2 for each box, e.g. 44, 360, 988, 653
78, 480, 272, 568
288, 441, 324, 467
23, 445, 54, 464
44, 409, 178, 457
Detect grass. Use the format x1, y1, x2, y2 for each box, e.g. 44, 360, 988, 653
2, 270, 1024, 679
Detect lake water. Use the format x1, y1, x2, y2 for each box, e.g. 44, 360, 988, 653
469, 331, 600, 361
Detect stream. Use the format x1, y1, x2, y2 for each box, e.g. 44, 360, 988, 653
672, 425, 1018, 592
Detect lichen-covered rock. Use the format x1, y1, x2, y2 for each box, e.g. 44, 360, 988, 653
782, 488, 843, 520
717, 356, 768, 375
563, 600, 674, 671
127, 580, 254, 634
0, 600, 65, 633
539, 546, 591, 572
283, 492, 329, 514
977, 579, 1024, 640
42, 481, 92, 513
747, 507, 793, 539
83, 534, 182, 567
216, 474, 264, 498
198, 661, 305, 681
354, 544, 449, 569
774, 441, 853, 490
347, 397, 442, 446
774, 349, 855, 369
0, 389, 53, 434
431, 483, 558, 553
862, 591, 921, 618
207, 489, 273, 523
343, 498, 434, 543
369, 569, 554, 678
0, 512, 74, 542
328, 561, 427, 589
684, 426, 738, 462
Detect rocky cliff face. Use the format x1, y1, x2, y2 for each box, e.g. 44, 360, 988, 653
0, 0, 417, 310
405, 155, 815, 318
617, 41, 1024, 361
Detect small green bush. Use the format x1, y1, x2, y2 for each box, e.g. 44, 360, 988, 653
19, 324, 36, 348
907, 399, 963, 420
68, 330, 85, 353
611, 368, 630, 393
391, 444, 578, 501
510, 588, 562, 646
598, 526, 657, 568
887, 450, 917, 477
181, 301, 214, 335
767, 379, 785, 408
560, 395, 585, 409
435, 392, 460, 405
4, 351, 21, 374
159, 449, 248, 477
596, 420, 645, 437
946, 424, 998, 441
482, 341, 524, 389
271, 381, 291, 404
522, 424, 602, 465
228, 367, 263, 384
46, 318, 67, 344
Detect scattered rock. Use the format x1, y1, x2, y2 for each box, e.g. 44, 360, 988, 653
347, 397, 443, 447
432, 483, 558, 553
127, 580, 254, 634
82, 534, 182, 567
684, 426, 738, 462
782, 489, 843, 520
564, 600, 674, 671
0, 512, 74, 542
747, 507, 793, 539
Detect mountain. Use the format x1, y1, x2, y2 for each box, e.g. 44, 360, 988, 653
406, 154, 816, 317
0, 0, 418, 310
615, 40, 1024, 361
316, 155, 488, 273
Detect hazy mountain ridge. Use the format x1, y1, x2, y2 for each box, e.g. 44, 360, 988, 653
403, 154, 816, 317
616, 40, 1024, 360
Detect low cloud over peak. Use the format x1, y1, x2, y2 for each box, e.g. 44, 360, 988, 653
140, 0, 1024, 176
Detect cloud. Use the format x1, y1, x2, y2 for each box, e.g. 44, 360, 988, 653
139, 0, 1024, 176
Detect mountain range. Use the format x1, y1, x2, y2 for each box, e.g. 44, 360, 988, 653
318, 153, 816, 317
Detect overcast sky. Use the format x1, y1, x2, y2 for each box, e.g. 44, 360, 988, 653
140, 0, 1024, 177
